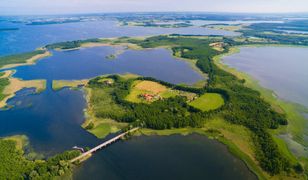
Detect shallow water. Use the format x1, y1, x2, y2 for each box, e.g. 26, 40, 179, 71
223, 46, 308, 108
74, 134, 257, 180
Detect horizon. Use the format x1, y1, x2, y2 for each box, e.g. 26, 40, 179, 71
1, 0, 308, 16
1, 11, 308, 17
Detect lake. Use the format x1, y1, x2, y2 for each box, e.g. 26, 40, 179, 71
74, 134, 257, 180
223, 46, 308, 108
12, 46, 203, 85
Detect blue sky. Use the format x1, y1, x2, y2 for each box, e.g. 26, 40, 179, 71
1, 0, 308, 15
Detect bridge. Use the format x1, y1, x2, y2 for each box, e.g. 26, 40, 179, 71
70, 127, 139, 163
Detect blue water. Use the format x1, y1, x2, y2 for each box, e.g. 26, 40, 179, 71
223, 46, 308, 108
74, 134, 257, 180
0, 18, 238, 56
0, 87, 99, 155
12, 47, 203, 85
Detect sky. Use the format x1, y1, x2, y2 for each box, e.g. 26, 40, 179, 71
1, 0, 308, 15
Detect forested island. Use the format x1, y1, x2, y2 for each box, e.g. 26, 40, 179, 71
44, 35, 307, 179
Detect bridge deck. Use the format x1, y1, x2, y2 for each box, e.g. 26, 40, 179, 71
71, 127, 139, 163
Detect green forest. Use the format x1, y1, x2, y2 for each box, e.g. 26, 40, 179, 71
0, 138, 80, 179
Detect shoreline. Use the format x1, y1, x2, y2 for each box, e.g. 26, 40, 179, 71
0, 70, 46, 108
214, 46, 308, 155
0, 50, 52, 70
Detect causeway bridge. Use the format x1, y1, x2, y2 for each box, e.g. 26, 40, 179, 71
71, 127, 139, 163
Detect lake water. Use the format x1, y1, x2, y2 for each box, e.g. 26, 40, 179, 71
223, 46, 308, 108
12, 47, 203, 85
74, 134, 257, 180
0, 19, 238, 56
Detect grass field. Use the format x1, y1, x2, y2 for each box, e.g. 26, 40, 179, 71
82, 87, 128, 139
189, 93, 224, 111
86, 118, 127, 139
125, 80, 196, 103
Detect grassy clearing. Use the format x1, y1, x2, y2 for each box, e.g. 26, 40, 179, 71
84, 118, 127, 139
52, 80, 88, 91
189, 93, 224, 111
118, 73, 140, 80
272, 135, 298, 164
82, 87, 128, 139
125, 80, 196, 103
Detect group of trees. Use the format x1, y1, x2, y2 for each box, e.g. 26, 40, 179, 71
0, 50, 46, 68
0, 138, 80, 179
88, 35, 296, 175
88, 75, 212, 130
45, 38, 106, 50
